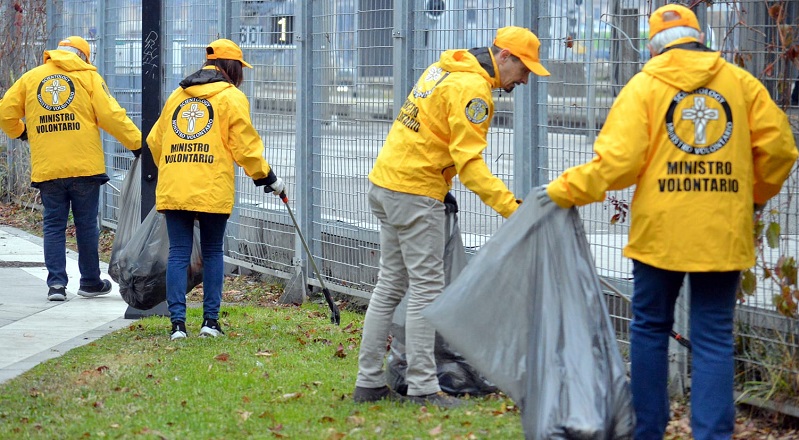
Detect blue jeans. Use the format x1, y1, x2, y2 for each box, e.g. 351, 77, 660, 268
38, 177, 102, 289
164, 210, 227, 323
630, 260, 739, 440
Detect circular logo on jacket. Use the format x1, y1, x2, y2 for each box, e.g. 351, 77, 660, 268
665, 87, 733, 155
171, 97, 214, 140
36, 74, 76, 111
465, 98, 489, 124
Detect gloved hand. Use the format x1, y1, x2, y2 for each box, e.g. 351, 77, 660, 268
265, 177, 285, 196
536, 185, 554, 208
17, 128, 28, 142
444, 192, 458, 214
132, 148, 142, 158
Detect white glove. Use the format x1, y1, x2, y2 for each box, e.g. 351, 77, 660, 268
536, 185, 554, 207
266, 177, 285, 196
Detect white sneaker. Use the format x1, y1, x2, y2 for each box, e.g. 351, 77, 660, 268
170, 321, 187, 340
199, 319, 225, 337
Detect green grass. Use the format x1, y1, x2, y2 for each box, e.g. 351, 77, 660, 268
0, 301, 522, 439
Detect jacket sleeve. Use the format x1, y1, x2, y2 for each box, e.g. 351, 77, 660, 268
746, 75, 798, 204
90, 72, 142, 153
225, 90, 272, 181
547, 77, 650, 208
448, 83, 518, 218
0, 78, 28, 139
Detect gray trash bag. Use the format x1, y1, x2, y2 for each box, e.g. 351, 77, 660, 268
108, 158, 203, 310
386, 208, 497, 396
423, 187, 634, 439
108, 157, 141, 282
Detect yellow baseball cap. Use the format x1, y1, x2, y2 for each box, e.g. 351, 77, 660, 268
58, 36, 91, 62
493, 26, 550, 77
206, 39, 253, 68
648, 4, 700, 39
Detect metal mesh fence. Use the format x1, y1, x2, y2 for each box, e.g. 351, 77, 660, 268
4, 0, 799, 404
98, 0, 141, 227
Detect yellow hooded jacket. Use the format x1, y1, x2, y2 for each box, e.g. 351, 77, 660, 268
547, 42, 798, 272
369, 48, 519, 218
0, 50, 142, 184
147, 67, 276, 214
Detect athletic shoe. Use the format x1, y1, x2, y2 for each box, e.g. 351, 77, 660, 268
77, 279, 112, 297
406, 391, 463, 408
48, 285, 66, 301
170, 321, 187, 340
353, 386, 403, 403
199, 319, 225, 337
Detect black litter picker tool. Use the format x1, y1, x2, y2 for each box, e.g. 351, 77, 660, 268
599, 278, 692, 351
279, 192, 341, 325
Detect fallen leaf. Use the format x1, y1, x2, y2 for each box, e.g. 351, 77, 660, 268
238, 410, 252, 421
334, 343, 347, 358
429, 424, 443, 436
346, 415, 365, 426
214, 353, 230, 361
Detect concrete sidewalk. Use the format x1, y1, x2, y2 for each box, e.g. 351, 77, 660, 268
0, 226, 134, 384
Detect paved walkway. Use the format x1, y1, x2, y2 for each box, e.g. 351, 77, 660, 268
0, 226, 135, 384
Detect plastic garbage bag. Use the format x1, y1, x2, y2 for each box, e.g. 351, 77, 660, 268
423, 187, 634, 439
386, 208, 497, 396
108, 157, 141, 282
108, 158, 203, 310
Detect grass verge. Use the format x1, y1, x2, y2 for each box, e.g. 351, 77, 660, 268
0, 300, 522, 439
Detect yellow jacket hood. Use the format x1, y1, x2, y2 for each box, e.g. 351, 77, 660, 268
438, 49, 501, 89
178, 66, 235, 99
642, 42, 724, 92
42, 49, 97, 72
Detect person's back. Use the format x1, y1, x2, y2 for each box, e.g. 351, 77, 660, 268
0, 36, 141, 301
603, 34, 795, 271
0, 39, 140, 184
545, 5, 796, 440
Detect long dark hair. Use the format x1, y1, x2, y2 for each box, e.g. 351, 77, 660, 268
203, 59, 244, 87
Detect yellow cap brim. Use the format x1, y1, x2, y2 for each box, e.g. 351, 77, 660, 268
241, 60, 253, 68
522, 59, 550, 77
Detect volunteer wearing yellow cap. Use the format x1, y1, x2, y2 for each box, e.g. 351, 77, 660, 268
542, 5, 797, 439
146, 38, 284, 340
354, 26, 549, 407
0, 35, 142, 301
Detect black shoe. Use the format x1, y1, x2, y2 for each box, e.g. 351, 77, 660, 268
353, 386, 402, 403
77, 279, 112, 297
199, 318, 225, 337
47, 285, 66, 301
406, 391, 463, 408
170, 321, 187, 340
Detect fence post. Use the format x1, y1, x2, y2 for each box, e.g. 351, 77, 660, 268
514, 0, 547, 192
293, 0, 314, 286
392, 0, 413, 118
126, 0, 168, 319
140, 0, 162, 220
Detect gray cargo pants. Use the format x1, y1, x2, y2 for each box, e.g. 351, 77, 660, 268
356, 183, 446, 396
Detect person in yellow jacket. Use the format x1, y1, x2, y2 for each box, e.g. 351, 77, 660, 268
542, 5, 798, 439
354, 26, 550, 407
0, 36, 142, 301
146, 39, 284, 340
